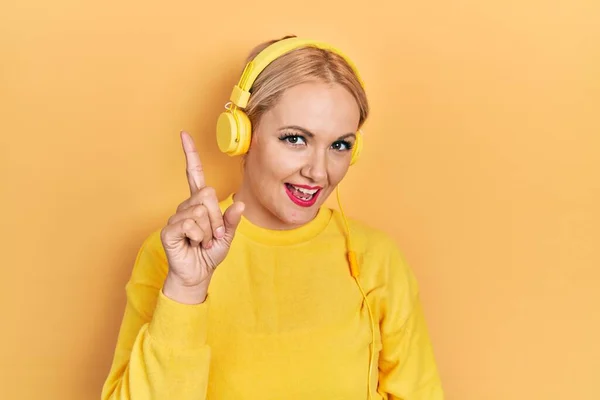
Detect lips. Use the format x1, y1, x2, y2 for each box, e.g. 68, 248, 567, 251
284, 183, 322, 207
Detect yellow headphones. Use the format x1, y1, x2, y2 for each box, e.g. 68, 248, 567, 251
216, 37, 364, 166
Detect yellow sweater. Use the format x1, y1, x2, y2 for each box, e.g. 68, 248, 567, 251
101, 194, 443, 399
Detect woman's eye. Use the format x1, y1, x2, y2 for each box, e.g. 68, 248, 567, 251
332, 140, 352, 151
280, 135, 306, 145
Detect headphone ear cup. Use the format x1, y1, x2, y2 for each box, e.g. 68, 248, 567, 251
234, 110, 252, 155
350, 131, 363, 166
216, 109, 252, 156
216, 111, 238, 155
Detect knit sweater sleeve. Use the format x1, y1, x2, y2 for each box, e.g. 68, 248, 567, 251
101, 230, 211, 400
376, 241, 445, 400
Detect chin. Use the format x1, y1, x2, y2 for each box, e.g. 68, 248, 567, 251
278, 191, 328, 227
286, 207, 317, 223
258, 184, 328, 229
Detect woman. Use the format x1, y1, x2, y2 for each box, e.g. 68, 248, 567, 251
101, 35, 444, 400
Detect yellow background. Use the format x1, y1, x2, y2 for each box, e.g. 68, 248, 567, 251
2, 0, 599, 399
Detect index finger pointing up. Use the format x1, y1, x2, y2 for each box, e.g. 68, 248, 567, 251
180, 131, 206, 194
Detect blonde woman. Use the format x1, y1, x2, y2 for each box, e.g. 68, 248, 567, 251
102, 35, 444, 400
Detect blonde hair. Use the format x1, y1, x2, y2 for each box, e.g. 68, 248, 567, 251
242, 35, 369, 132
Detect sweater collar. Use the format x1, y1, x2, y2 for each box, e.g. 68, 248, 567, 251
220, 193, 332, 246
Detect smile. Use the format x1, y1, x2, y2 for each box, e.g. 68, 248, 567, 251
284, 183, 322, 207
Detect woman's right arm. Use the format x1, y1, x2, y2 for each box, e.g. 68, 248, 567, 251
101, 231, 212, 400
102, 131, 245, 399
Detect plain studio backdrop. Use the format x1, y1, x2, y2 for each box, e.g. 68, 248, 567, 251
1, 1, 599, 399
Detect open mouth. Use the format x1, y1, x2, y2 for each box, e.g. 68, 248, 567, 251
284, 183, 322, 207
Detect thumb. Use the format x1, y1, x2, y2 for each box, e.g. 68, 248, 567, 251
223, 201, 245, 238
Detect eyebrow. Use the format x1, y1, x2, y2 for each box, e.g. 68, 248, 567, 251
279, 125, 356, 140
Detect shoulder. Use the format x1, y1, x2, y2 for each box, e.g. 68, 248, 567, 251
331, 209, 403, 258
127, 228, 169, 286
332, 210, 419, 292
138, 228, 167, 260
218, 193, 235, 213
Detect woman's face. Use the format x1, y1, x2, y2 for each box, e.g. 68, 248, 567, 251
236, 81, 361, 230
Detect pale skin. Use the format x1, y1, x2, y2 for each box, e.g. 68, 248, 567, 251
161, 81, 361, 304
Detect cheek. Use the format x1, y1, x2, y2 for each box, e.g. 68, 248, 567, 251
327, 160, 350, 185
249, 141, 294, 184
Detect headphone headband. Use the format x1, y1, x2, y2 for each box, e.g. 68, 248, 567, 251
229, 37, 365, 109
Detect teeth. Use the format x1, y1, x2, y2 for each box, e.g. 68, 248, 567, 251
298, 188, 317, 195
293, 186, 318, 195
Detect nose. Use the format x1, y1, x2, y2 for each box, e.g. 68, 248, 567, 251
300, 148, 327, 183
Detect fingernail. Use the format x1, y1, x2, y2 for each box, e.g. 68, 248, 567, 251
215, 226, 225, 239
205, 240, 213, 249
